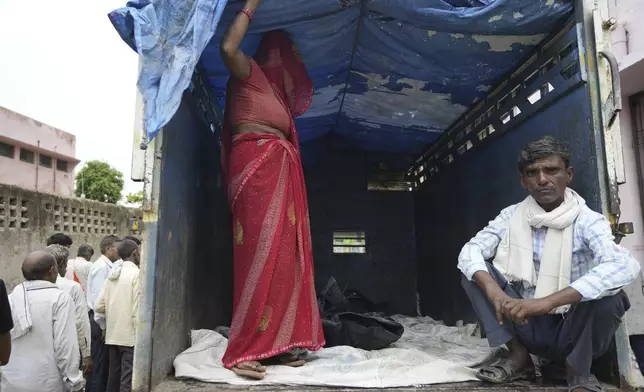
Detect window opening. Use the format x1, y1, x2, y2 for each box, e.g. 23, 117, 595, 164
56, 159, 69, 172
560, 63, 579, 80
0, 141, 14, 158
524, 70, 539, 88
39, 154, 53, 168
333, 231, 366, 254
19, 149, 35, 164
528, 90, 542, 104
558, 42, 575, 61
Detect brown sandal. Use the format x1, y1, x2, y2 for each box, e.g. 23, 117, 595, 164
476, 358, 535, 384
567, 374, 604, 392
232, 361, 266, 380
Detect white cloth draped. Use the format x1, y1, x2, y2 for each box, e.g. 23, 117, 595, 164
493, 188, 585, 313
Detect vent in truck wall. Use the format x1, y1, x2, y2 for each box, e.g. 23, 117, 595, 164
408, 19, 582, 189
333, 231, 367, 254
368, 166, 411, 192
367, 180, 411, 191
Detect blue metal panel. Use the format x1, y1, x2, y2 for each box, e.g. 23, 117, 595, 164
141, 92, 232, 392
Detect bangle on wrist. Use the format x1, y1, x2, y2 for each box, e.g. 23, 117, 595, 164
238, 8, 253, 23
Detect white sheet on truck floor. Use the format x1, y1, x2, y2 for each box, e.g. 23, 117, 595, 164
173, 315, 502, 388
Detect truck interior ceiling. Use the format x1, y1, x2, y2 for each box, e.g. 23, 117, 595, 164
128, 0, 630, 390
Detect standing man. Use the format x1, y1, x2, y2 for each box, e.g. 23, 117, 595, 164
47, 232, 84, 286
66, 244, 95, 295
47, 244, 93, 376
95, 239, 141, 392
123, 236, 141, 246
47, 232, 73, 248
86, 235, 121, 392
458, 136, 641, 392
2, 251, 83, 392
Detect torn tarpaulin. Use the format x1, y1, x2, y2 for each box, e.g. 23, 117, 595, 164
108, 0, 229, 143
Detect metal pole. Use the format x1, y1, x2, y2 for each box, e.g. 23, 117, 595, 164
35, 140, 40, 191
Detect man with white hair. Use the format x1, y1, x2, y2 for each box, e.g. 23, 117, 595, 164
2, 251, 83, 392
47, 244, 93, 376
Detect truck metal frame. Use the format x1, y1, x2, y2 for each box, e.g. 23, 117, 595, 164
128, 0, 644, 391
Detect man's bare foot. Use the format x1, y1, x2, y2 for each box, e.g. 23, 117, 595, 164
232, 361, 267, 380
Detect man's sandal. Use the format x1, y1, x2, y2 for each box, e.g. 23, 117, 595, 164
567, 374, 604, 392
476, 358, 536, 384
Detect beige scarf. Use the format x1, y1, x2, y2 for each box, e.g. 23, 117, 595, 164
493, 188, 584, 314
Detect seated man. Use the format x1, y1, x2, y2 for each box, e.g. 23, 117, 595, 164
458, 136, 641, 392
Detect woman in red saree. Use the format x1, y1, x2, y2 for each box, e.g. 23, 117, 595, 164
219, 0, 325, 380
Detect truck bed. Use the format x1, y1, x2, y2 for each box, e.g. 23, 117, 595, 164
153, 379, 619, 392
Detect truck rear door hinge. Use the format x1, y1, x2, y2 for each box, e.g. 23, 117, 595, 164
612, 221, 634, 244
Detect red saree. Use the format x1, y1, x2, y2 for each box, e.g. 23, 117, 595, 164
220, 31, 325, 369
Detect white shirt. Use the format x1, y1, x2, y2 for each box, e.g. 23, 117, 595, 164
86, 256, 114, 327
95, 261, 140, 347
2, 281, 83, 392
65, 257, 92, 294
458, 203, 641, 300
56, 275, 91, 358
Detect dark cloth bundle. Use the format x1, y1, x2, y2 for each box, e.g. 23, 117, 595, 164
318, 277, 404, 350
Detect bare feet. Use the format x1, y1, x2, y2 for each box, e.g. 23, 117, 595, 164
232, 361, 267, 380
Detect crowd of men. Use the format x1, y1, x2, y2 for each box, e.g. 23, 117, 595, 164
0, 233, 142, 392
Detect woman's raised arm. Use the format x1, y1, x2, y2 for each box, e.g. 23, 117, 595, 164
220, 0, 262, 79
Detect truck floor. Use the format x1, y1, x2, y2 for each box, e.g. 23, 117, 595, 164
153, 379, 620, 392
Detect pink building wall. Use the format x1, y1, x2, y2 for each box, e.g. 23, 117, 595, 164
610, 0, 644, 334
0, 107, 79, 196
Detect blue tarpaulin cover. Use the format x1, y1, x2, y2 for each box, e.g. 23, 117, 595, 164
109, 0, 572, 156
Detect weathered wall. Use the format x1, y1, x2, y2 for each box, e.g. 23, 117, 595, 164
610, 0, 644, 335
305, 145, 418, 315
0, 183, 142, 290
616, 100, 644, 336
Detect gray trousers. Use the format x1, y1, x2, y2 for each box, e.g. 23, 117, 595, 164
87, 311, 109, 392
107, 345, 134, 392
461, 262, 630, 374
